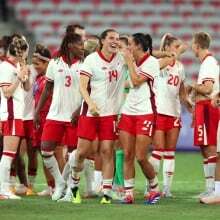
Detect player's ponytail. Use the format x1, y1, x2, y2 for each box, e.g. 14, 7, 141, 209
160, 33, 177, 51
132, 33, 153, 54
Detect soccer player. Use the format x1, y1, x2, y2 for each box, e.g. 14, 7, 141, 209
149, 34, 191, 197
200, 93, 220, 204
0, 36, 30, 199
188, 32, 219, 199
70, 29, 127, 204
118, 33, 162, 204
34, 33, 84, 201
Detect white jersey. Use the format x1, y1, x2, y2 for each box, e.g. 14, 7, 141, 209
155, 61, 185, 117
198, 54, 219, 98
0, 60, 24, 121
23, 65, 37, 121
80, 51, 127, 117
122, 54, 160, 115
46, 57, 82, 122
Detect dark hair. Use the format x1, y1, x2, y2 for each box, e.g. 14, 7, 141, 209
66, 24, 85, 34
33, 44, 51, 61
58, 33, 82, 63
119, 37, 129, 46
0, 35, 12, 56
193, 32, 211, 49
99, 29, 117, 49
132, 33, 153, 55
160, 33, 178, 51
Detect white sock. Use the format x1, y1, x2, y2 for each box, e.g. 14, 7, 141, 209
163, 150, 175, 191
124, 178, 135, 197
149, 149, 163, 174
42, 154, 64, 187
84, 159, 94, 194
214, 181, 220, 195
102, 179, 112, 196
92, 170, 102, 192
28, 175, 36, 187
203, 158, 209, 191
207, 156, 216, 192
0, 152, 16, 192
62, 162, 70, 182
149, 176, 159, 192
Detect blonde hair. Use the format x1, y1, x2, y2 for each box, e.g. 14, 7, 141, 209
160, 33, 178, 51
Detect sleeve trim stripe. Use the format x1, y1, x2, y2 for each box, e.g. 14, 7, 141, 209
139, 71, 154, 80
202, 78, 215, 83
80, 71, 92, 77
0, 83, 11, 87
45, 77, 53, 82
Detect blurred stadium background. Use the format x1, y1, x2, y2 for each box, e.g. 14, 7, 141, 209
1, 0, 219, 150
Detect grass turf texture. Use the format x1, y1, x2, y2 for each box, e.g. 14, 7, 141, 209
1, 152, 220, 220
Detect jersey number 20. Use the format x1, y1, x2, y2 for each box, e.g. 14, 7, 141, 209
168, 74, 179, 86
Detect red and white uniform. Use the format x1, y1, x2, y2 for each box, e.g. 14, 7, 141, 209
118, 54, 160, 136
32, 73, 52, 147
23, 65, 38, 139
78, 51, 127, 140
41, 56, 82, 146
194, 54, 219, 146
0, 59, 24, 136
155, 61, 185, 131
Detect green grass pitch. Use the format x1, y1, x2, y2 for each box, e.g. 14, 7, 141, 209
1, 152, 220, 220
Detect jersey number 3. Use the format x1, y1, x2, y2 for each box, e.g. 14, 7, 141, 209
65, 75, 72, 87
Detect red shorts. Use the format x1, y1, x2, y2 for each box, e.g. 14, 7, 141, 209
23, 120, 33, 139
77, 115, 117, 141
155, 114, 181, 131
194, 100, 219, 146
1, 119, 24, 137
41, 120, 78, 146
32, 117, 46, 148
118, 114, 155, 137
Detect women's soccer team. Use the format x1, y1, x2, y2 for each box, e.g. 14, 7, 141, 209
0, 24, 220, 205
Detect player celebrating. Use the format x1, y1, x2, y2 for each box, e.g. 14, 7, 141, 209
34, 33, 84, 201
149, 34, 190, 197
118, 33, 161, 204
70, 29, 127, 204
188, 32, 219, 199
0, 36, 30, 199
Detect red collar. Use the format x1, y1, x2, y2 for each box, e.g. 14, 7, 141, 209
4, 57, 17, 67
97, 50, 115, 63
136, 53, 150, 67
62, 55, 79, 65
201, 53, 212, 63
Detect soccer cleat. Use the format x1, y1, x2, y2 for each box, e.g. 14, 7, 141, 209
1, 191, 21, 200
144, 191, 160, 205
37, 187, 53, 196
15, 184, 27, 195
121, 194, 134, 204
200, 194, 220, 204
58, 187, 73, 202
194, 190, 214, 199
71, 187, 81, 204
51, 182, 66, 201
100, 195, 112, 204
26, 187, 37, 196
162, 189, 173, 198
83, 191, 98, 199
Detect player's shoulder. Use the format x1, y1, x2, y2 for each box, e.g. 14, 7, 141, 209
203, 55, 218, 66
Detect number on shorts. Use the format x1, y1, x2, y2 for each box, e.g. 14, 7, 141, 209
174, 118, 181, 127
198, 125, 203, 139
142, 120, 153, 136
65, 75, 72, 87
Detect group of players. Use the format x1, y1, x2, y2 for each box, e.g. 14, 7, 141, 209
0, 24, 220, 205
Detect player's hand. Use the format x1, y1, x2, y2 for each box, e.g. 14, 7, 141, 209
33, 112, 40, 129
18, 65, 29, 82
211, 93, 220, 107
89, 102, 99, 116
121, 48, 134, 64
71, 109, 80, 126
